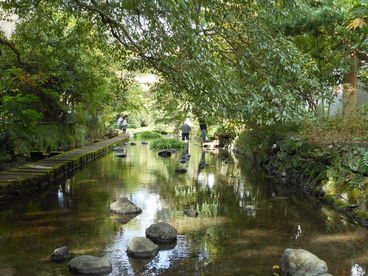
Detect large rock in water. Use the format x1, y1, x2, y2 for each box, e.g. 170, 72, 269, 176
110, 197, 142, 215
68, 255, 112, 275
127, 237, 159, 258
280, 248, 332, 276
50, 246, 71, 263
145, 222, 177, 243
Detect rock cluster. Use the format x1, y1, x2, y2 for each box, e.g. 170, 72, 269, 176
127, 222, 178, 259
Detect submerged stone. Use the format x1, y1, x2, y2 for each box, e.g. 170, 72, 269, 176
50, 246, 71, 263
184, 209, 198, 217
127, 237, 159, 258
280, 248, 331, 276
146, 222, 177, 243
110, 197, 142, 215
141, 141, 148, 145
68, 255, 112, 275
116, 154, 127, 158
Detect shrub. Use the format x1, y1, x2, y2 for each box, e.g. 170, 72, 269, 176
154, 129, 169, 135
151, 138, 185, 149
128, 124, 139, 129
135, 131, 162, 139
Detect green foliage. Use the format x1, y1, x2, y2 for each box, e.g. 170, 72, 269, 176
1, 0, 331, 126
0, 2, 140, 160
150, 138, 185, 149
134, 131, 162, 139
127, 124, 139, 129
362, 150, 368, 168
236, 123, 301, 156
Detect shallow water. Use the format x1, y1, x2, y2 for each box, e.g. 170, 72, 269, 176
0, 140, 368, 275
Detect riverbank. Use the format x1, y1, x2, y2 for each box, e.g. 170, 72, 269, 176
0, 134, 129, 202
236, 126, 368, 227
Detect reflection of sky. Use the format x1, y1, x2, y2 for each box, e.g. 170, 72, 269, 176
352, 264, 366, 276
197, 172, 215, 189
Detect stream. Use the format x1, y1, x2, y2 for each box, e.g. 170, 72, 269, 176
0, 139, 367, 275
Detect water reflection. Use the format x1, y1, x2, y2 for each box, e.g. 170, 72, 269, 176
0, 140, 368, 275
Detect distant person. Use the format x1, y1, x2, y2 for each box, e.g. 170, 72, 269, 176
117, 115, 123, 130
120, 116, 128, 134
181, 121, 191, 141
199, 120, 207, 144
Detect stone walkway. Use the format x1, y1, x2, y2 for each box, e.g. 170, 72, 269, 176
0, 134, 129, 202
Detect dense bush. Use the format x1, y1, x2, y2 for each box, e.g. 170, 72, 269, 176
135, 131, 162, 139
236, 123, 301, 157
151, 138, 185, 149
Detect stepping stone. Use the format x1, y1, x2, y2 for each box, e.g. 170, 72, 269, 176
146, 222, 177, 243
184, 210, 198, 217
175, 168, 187, 174
68, 255, 112, 275
198, 163, 208, 169
168, 149, 176, 153
50, 246, 71, 263
130, 142, 137, 146
127, 237, 159, 259
158, 150, 171, 158
116, 154, 127, 158
110, 197, 142, 215
141, 142, 148, 145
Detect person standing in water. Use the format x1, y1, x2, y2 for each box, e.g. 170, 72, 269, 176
199, 119, 207, 144
181, 121, 191, 141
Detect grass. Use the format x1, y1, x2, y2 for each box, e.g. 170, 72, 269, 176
151, 138, 185, 149
134, 131, 162, 139
301, 107, 368, 144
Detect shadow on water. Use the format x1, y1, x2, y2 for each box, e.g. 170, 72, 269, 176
0, 140, 368, 275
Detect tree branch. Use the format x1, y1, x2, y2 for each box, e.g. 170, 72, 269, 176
0, 37, 26, 68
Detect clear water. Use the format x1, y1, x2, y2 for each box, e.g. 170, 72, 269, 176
0, 140, 367, 276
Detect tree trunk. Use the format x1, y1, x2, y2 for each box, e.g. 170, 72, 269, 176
343, 51, 359, 113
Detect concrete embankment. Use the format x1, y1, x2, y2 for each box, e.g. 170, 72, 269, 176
0, 134, 129, 202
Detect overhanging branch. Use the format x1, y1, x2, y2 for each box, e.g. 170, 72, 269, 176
0, 37, 26, 68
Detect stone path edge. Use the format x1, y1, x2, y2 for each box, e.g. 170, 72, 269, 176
0, 134, 129, 202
